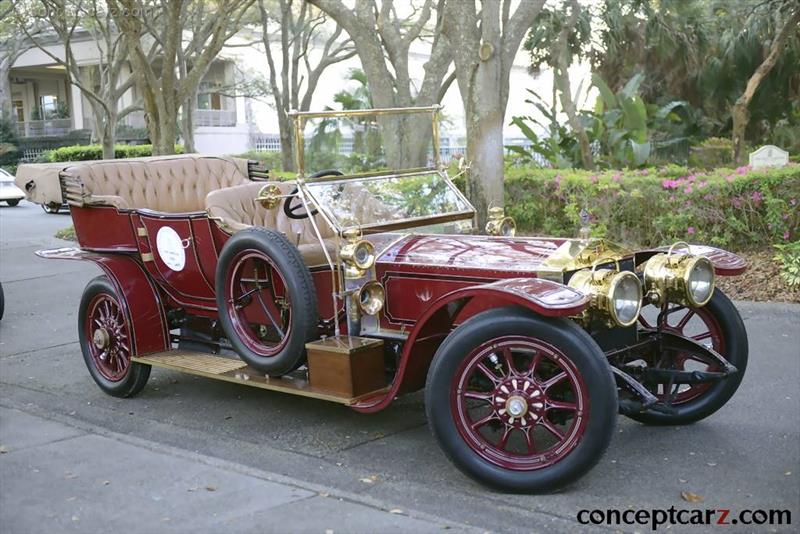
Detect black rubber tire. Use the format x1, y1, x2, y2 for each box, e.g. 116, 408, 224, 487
627, 289, 748, 425
215, 227, 318, 376
6, 199, 20, 207
42, 203, 60, 214
78, 276, 151, 398
425, 307, 618, 493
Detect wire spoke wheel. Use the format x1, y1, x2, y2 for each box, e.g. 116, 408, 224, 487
85, 292, 131, 382
452, 336, 589, 471
224, 250, 292, 358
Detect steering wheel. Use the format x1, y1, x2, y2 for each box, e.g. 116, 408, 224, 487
283, 169, 343, 220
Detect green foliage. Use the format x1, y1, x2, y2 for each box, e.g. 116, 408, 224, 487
773, 241, 800, 288
48, 144, 185, 162
511, 74, 692, 169
0, 116, 20, 167
594, 0, 800, 144
234, 150, 283, 171
502, 163, 800, 251
54, 225, 77, 242
688, 137, 734, 168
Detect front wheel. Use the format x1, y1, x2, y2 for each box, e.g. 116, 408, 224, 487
78, 276, 150, 397
6, 199, 20, 207
628, 288, 748, 425
425, 307, 617, 493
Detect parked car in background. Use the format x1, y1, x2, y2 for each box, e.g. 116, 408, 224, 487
14, 162, 70, 214
0, 169, 25, 207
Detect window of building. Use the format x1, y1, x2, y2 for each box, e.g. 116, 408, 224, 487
12, 100, 24, 122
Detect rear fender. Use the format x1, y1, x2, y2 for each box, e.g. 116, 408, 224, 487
36, 247, 170, 355
351, 278, 588, 413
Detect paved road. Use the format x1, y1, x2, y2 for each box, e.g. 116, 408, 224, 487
1, 200, 799, 533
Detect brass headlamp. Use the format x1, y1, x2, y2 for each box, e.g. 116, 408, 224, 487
485, 206, 516, 237
643, 242, 715, 307
340, 228, 376, 279
568, 257, 643, 327
357, 280, 385, 315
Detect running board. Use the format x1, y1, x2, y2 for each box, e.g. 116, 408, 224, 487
132, 350, 388, 405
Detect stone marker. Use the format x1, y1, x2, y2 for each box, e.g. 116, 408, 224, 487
749, 145, 789, 169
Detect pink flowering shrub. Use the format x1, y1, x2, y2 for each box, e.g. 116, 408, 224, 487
503, 164, 800, 250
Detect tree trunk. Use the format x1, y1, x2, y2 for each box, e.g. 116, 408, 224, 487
464, 91, 505, 228
102, 127, 116, 160
277, 110, 295, 172
732, 8, 800, 164
181, 95, 196, 153
0, 66, 13, 120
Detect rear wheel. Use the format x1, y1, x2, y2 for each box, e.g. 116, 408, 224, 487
78, 276, 150, 397
426, 307, 617, 493
628, 289, 748, 425
5, 199, 20, 207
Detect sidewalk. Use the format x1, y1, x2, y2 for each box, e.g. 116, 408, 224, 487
0, 406, 475, 533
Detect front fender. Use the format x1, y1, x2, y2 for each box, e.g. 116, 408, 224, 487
636, 244, 747, 276
36, 247, 170, 355
351, 277, 587, 413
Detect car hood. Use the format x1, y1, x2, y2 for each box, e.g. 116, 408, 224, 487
375, 234, 626, 275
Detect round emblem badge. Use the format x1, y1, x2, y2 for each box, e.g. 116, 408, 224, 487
155, 226, 186, 271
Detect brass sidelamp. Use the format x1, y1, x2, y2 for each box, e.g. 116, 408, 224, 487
643, 242, 715, 307
485, 206, 516, 237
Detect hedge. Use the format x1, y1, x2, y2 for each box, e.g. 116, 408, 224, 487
47, 144, 184, 162
501, 164, 800, 251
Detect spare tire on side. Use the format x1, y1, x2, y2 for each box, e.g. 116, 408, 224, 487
215, 227, 318, 376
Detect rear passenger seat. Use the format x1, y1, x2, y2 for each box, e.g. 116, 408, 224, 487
60, 154, 250, 213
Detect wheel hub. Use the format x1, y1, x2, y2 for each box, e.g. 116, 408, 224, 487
93, 328, 110, 350
493, 378, 545, 427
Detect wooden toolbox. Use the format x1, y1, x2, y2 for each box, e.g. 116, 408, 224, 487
306, 336, 386, 397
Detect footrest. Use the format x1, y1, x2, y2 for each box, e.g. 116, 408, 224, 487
132, 350, 387, 405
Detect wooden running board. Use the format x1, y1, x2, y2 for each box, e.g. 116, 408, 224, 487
132, 350, 387, 405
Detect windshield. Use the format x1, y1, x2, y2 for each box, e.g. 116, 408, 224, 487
291, 106, 442, 177
302, 170, 474, 235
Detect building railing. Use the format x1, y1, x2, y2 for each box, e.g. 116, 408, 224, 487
15, 119, 73, 138
193, 109, 237, 127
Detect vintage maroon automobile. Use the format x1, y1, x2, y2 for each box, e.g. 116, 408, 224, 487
39, 107, 748, 492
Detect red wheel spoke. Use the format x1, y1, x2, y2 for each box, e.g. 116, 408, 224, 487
638, 315, 653, 329
676, 310, 696, 331
693, 331, 713, 341
476, 362, 501, 385
547, 400, 577, 412
527, 352, 542, 376
523, 427, 536, 454
540, 418, 565, 441
502, 347, 517, 376
464, 391, 492, 402
496, 426, 513, 450
541, 371, 567, 391
470, 412, 498, 430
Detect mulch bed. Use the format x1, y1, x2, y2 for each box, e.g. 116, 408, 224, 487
716, 249, 800, 303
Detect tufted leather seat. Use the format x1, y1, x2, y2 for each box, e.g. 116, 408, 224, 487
206, 181, 337, 267
61, 155, 250, 213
